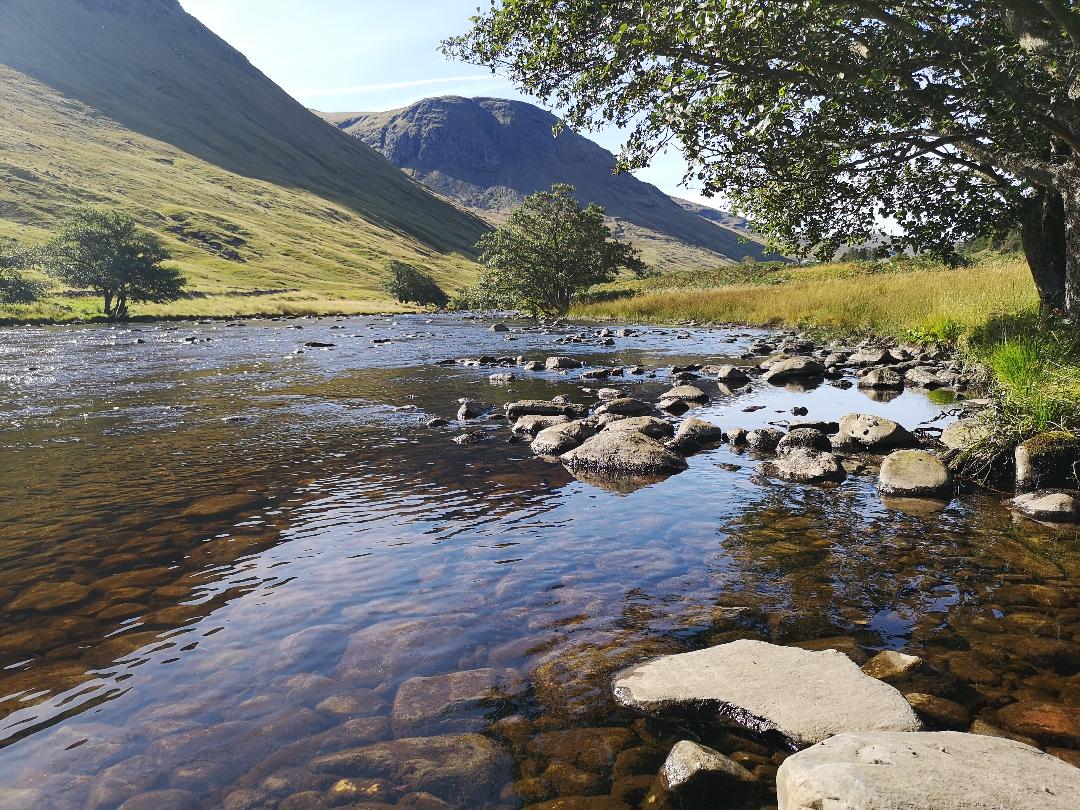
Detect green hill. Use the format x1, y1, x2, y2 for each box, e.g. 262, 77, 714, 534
0, 0, 488, 318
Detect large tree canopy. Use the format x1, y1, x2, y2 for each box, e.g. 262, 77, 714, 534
446, 1, 1080, 315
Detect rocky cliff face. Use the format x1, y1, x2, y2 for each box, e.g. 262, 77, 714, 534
323, 97, 773, 266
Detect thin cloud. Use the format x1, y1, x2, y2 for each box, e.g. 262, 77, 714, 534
303, 75, 498, 98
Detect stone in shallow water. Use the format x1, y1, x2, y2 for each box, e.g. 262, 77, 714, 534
776, 731, 1080, 810
660, 384, 709, 402
940, 417, 990, 451
878, 450, 952, 498
180, 492, 259, 518
513, 414, 570, 436
561, 431, 688, 477
669, 417, 724, 454
997, 701, 1080, 747
595, 397, 655, 417
604, 416, 674, 441
858, 367, 904, 390
392, 668, 522, 736
531, 421, 594, 456
612, 639, 921, 749
768, 448, 846, 484
836, 413, 915, 451
658, 740, 756, 791
309, 733, 512, 806
763, 356, 825, 383
7, 580, 93, 612
1011, 491, 1080, 523
861, 650, 922, 681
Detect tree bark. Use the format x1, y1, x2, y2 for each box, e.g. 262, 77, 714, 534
1020, 188, 1067, 314
1064, 181, 1080, 317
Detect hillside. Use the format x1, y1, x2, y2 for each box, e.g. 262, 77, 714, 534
322, 97, 775, 270
0, 0, 488, 317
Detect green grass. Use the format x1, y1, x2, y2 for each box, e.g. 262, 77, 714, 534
575, 252, 1080, 470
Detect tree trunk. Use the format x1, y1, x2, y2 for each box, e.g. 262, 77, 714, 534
103, 291, 114, 320
1064, 182, 1080, 317
1020, 188, 1066, 314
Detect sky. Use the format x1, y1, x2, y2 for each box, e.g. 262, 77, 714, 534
177, 0, 712, 206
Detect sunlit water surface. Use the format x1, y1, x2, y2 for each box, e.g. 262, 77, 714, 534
0, 315, 1076, 809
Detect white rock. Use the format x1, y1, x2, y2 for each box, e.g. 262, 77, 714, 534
660, 740, 755, 791
613, 639, 921, 748
1011, 491, 1080, 523
777, 731, 1080, 810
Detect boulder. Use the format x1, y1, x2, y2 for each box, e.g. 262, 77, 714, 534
1011, 491, 1080, 523
612, 640, 920, 749
905, 366, 944, 389
603, 416, 675, 440
309, 734, 512, 806
940, 418, 991, 452
1015, 432, 1080, 492
656, 740, 756, 798
769, 448, 847, 484
904, 693, 971, 729
848, 348, 897, 366
858, 368, 904, 390
670, 418, 725, 454
836, 414, 915, 451
532, 421, 595, 456
513, 415, 570, 436
878, 450, 952, 498
392, 668, 521, 737
789, 419, 840, 434
660, 385, 709, 403
716, 365, 750, 386
490, 323, 510, 332
457, 400, 493, 421
725, 428, 749, 446
545, 357, 582, 370
657, 398, 691, 415
505, 400, 573, 420
746, 427, 784, 452
775, 731, 1080, 810
777, 428, 831, 453
596, 398, 655, 417
562, 431, 688, 477
763, 357, 825, 384
596, 388, 624, 402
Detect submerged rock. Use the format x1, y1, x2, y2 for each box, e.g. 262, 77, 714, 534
878, 450, 952, 498
1011, 491, 1080, 523
655, 741, 757, 802
309, 734, 512, 806
392, 668, 521, 737
836, 413, 915, 451
562, 431, 688, 477
861, 651, 922, 681
612, 639, 920, 749
775, 731, 1080, 810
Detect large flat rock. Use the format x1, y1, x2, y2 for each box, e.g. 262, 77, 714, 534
612, 640, 920, 749
776, 731, 1080, 809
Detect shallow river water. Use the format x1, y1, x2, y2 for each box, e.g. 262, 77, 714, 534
0, 315, 1077, 809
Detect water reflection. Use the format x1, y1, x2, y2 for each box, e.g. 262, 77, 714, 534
0, 316, 1076, 808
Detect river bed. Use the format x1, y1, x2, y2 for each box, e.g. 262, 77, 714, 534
0, 315, 1077, 809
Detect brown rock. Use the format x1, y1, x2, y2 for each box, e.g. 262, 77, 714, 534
528, 728, 636, 772
998, 701, 1080, 746
8, 581, 93, 612
904, 693, 972, 728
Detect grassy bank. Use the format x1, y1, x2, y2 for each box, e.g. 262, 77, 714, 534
575, 253, 1080, 448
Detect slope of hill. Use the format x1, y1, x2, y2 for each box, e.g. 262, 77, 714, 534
322, 97, 774, 270
0, 0, 488, 318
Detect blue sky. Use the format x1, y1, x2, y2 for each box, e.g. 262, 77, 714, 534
178, 0, 710, 205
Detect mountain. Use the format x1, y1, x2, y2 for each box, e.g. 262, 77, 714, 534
0, 0, 488, 313
321, 97, 774, 270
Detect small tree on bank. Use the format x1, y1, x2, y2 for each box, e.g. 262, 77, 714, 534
44, 208, 186, 321
446, 2, 1080, 316
0, 241, 48, 305
475, 184, 647, 317
381, 260, 450, 308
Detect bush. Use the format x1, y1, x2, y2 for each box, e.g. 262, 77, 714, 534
381, 261, 449, 308
0, 242, 48, 304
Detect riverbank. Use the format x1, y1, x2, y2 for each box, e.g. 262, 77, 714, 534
574, 252, 1080, 481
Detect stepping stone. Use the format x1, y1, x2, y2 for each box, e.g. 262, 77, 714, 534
613, 640, 920, 749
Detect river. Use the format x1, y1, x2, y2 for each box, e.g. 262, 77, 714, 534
0, 315, 1076, 809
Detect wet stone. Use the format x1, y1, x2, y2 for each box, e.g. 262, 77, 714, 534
877, 450, 952, 498
180, 492, 259, 518
391, 667, 522, 736
903, 693, 971, 729
7, 580, 94, 612
527, 727, 637, 772
561, 431, 688, 478
836, 413, 915, 451
861, 650, 922, 681
1011, 491, 1080, 523
603, 416, 674, 441
997, 701, 1080, 747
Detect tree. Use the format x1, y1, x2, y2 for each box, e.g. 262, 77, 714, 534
474, 183, 647, 316
0, 241, 48, 305
381, 260, 450, 308
44, 208, 185, 321
446, 2, 1080, 316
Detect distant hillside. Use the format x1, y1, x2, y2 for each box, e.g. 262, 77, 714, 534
0, 0, 488, 317
322, 97, 775, 270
